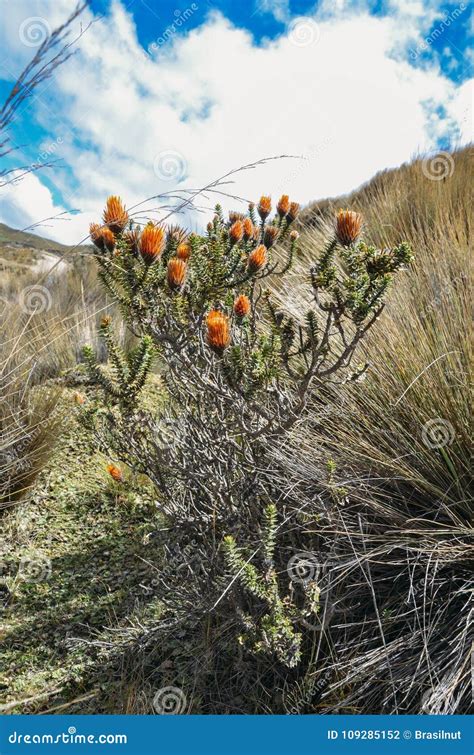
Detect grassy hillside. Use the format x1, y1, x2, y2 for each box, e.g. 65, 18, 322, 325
0, 222, 71, 254
0, 147, 471, 714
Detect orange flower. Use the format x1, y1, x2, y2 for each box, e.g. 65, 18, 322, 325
243, 218, 255, 241
257, 195, 272, 221
176, 242, 191, 261
233, 294, 250, 318
287, 202, 300, 224
207, 310, 230, 353
263, 225, 279, 248
277, 194, 290, 218
107, 463, 123, 482
101, 315, 112, 328
335, 209, 363, 246
90, 222, 103, 248
229, 220, 244, 245
90, 223, 115, 252
167, 258, 187, 290
140, 223, 165, 263
103, 196, 129, 235
248, 244, 267, 273
73, 392, 86, 405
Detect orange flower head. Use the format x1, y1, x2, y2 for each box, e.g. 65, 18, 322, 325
248, 244, 267, 273
102, 228, 116, 252
140, 224, 165, 263
167, 258, 187, 290
107, 463, 123, 482
90, 223, 115, 252
335, 209, 363, 246
207, 310, 230, 353
176, 242, 191, 261
277, 195, 290, 218
229, 220, 244, 245
233, 294, 251, 318
101, 315, 112, 328
73, 392, 86, 405
103, 196, 129, 235
287, 202, 300, 224
90, 223, 104, 249
263, 225, 279, 248
258, 195, 272, 221
243, 218, 255, 241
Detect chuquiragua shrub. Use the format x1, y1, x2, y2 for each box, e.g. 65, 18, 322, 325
83, 194, 413, 711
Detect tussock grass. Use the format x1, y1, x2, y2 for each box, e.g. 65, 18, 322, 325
272, 146, 472, 713
0, 252, 112, 506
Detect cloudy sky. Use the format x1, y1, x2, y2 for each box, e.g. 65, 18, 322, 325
0, 0, 472, 243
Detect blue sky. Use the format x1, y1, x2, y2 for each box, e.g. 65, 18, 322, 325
0, 0, 472, 242
87, 0, 472, 82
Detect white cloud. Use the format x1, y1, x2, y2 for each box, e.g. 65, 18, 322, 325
0, 0, 471, 244
0, 171, 91, 243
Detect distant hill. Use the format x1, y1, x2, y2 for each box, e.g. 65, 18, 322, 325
0, 222, 71, 255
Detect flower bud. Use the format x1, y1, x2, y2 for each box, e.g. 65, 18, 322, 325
263, 225, 279, 248
335, 209, 363, 246
233, 294, 251, 318
287, 202, 300, 224
243, 218, 255, 241
207, 310, 230, 353
248, 244, 267, 272
140, 224, 165, 263
229, 220, 244, 245
176, 242, 191, 261
276, 194, 290, 218
167, 258, 187, 290
107, 463, 123, 482
257, 195, 272, 221
103, 196, 129, 235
